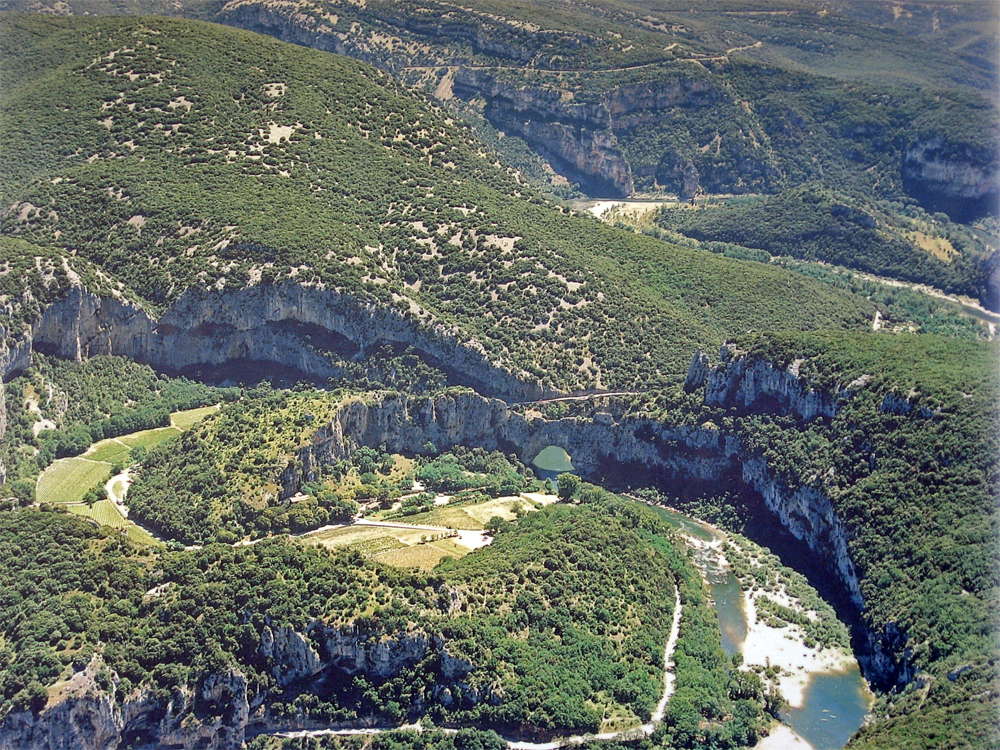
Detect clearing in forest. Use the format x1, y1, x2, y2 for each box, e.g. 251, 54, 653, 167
171, 404, 220, 429
35, 406, 217, 505
68, 499, 157, 545
303, 522, 474, 570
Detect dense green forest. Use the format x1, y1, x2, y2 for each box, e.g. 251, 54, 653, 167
655, 185, 996, 306
126, 388, 345, 542
0, 492, 775, 743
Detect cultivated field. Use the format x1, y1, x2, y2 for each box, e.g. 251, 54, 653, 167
86, 438, 132, 464
68, 500, 157, 545
171, 405, 220, 429
303, 522, 479, 570
372, 539, 468, 570
36, 459, 111, 503
399, 494, 549, 529
118, 426, 181, 450
35, 406, 217, 505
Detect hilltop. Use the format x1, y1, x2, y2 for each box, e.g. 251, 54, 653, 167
3, 0, 995, 218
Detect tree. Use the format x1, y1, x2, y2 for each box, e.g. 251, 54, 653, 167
556, 473, 581, 500
485, 516, 509, 535
9, 478, 35, 505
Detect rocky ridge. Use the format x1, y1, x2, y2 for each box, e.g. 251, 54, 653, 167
0, 283, 552, 404
213, 1, 997, 212
0, 626, 479, 750
901, 136, 1000, 222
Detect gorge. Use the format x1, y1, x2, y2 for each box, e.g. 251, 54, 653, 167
1, 286, 913, 707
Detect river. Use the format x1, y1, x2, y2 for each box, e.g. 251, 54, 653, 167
646, 505, 872, 750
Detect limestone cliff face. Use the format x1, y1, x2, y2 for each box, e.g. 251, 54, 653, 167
451, 69, 634, 196
212, 3, 775, 198
902, 137, 999, 221
448, 69, 778, 198
1, 283, 550, 402
281, 389, 737, 498
687, 345, 847, 421
0, 623, 479, 750
0, 657, 251, 750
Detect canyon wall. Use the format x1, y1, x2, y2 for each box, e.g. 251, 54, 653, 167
0, 626, 482, 750
902, 136, 1000, 222
0, 284, 550, 402
279, 352, 909, 689
215, 3, 998, 211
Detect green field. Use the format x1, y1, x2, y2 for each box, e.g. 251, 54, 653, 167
118, 426, 181, 450
35, 407, 214, 504
398, 495, 546, 529
68, 500, 157, 545
170, 405, 220, 430
36, 458, 111, 504
86, 438, 132, 464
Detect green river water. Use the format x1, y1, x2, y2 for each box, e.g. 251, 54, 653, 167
647, 505, 871, 749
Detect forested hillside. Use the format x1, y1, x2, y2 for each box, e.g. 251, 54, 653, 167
0, 14, 873, 394
0, 494, 774, 745
0, 7, 997, 750
699, 332, 999, 749
3, 0, 995, 217
655, 185, 998, 306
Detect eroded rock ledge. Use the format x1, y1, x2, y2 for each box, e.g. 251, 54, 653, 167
0, 627, 479, 750
0, 283, 551, 404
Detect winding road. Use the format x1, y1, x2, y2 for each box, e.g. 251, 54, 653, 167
402, 41, 763, 76
515, 390, 645, 406
270, 585, 683, 749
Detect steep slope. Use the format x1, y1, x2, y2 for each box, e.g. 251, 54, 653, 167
655, 184, 999, 307
1, 0, 996, 215
0, 15, 872, 398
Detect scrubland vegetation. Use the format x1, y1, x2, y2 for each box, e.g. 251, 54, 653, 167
655, 185, 997, 307
0, 490, 778, 743
0, 6, 996, 750
0, 14, 875, 396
